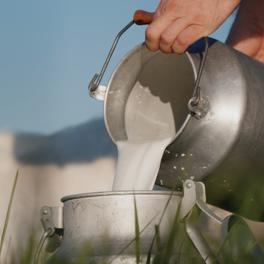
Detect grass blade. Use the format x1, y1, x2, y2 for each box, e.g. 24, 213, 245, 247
133, 195, 141, 264
158, 201, 182, 264
146, 188, 179, 262
154, 225, 161, 252
20, 235, 35, 264
108, 213, 157, 264
0, 170, 19, 259
146, 224, 162, 264
146, 238, 154, 264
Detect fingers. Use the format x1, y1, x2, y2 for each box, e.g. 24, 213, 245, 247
172, 25, 204, 53
145, 15, 173, 51
159, 19, 188, 53
146, 19, 204, 54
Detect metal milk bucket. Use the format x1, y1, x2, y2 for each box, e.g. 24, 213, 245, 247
47, 192, 185, 263
39, 181, 236, 263
89, 11, 264, 221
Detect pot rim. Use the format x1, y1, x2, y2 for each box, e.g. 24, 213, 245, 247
61, 190, 183, 203
103, 42, 198, 144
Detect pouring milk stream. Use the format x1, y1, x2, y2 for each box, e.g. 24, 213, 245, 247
89, 10, 202, 192
111, 11, 205, 191
112, 80, 176, 190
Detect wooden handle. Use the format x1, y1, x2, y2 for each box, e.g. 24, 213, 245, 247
133, 10, 154, 25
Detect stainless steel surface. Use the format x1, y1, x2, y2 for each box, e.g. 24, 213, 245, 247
41, 206, 63, 232
47, 189, 231, 263
157, 43, 264, 221
104, 44, 196, 142
100, 40, 264, 221
185, 214, 216, 264
49, 191, 184, 263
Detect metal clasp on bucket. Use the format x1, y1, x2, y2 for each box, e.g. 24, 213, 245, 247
33, 206, 63, 264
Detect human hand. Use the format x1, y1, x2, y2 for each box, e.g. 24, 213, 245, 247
146, 0, 240, 53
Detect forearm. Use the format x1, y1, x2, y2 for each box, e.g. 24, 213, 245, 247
227, 0, 264, 63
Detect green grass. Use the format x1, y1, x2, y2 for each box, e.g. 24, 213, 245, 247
14, 209, 264, 263
216, 216, 264, 263
2, 173, 264, 263
133, 194, 141, 264
20, 235, 36, 264
16, 204, 264, 263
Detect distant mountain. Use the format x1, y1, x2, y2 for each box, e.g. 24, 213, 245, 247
14, 118, 117, 165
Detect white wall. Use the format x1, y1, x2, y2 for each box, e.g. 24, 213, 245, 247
0, 119, 116, 263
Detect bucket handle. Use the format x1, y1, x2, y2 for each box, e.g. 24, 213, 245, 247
88, 10, 210, 119
88, 10, 154, 100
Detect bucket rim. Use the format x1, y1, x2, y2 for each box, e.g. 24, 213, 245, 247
103, 42, 197, 144
61, 190, 183, 203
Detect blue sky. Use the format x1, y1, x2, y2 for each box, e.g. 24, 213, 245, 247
0, 1, 235, 134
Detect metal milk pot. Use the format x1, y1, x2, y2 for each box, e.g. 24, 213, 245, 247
89, 12, 264, 221
45, 191, 189, 263
40, 181, 237, 263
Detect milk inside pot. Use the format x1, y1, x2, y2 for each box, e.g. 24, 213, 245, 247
112, 51, 195, 190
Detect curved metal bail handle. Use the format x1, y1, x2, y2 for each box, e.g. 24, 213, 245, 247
134, 11, 211, 118
89, 9, 210, 111
88, 20, 134, 95
135, 11, 211, 119
188, 37, 209, 118
88, 10, 154, 97
134, 9, 210, 111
